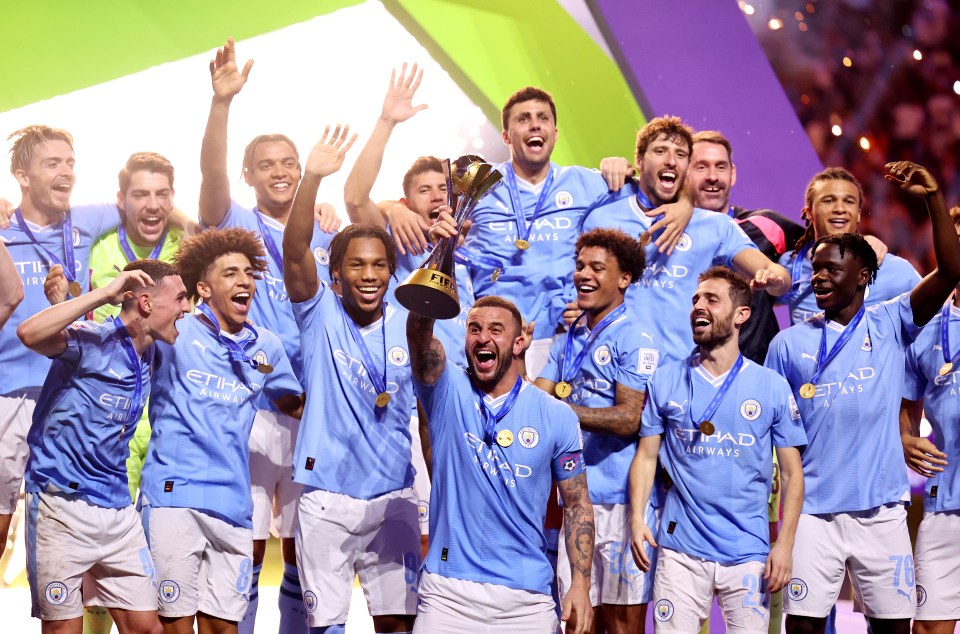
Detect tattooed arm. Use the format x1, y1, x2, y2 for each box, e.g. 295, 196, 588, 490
570, 383, 645, 436
407, 312, 446, 386
556, 472, 595, 634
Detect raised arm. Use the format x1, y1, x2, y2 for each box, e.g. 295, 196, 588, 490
17, 269, 153, 357
283, 125, 357, 303
199, 37, 253, 228
885, 162, 960, 326
0, 241, 23, 329
343, 64, 427, 228
766, 446, 803, 592
732, 248, 792, 296
557, 472, 595, 634
628, 434, 661, 571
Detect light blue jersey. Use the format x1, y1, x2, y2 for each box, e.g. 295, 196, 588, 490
291, 282, 415, 499
141, 314, 300, 528
206, 201, 334, 379
463, 162, 617, 339
778, 248, 920, 324
0, 204, 119, 393
415, 365, 585, 595
582, 183, 758, 365
25, 319, 152, 508
539, 311, 659, 504
766, 294, 921, 514
641, 355, 806, 564
904, 302, 960, 513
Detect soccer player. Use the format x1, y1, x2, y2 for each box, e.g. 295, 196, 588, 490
17, 260, 190, 634
407, 213, 595, 632
765, 162, 960, 633
778, 166, 920, 325
899, 203, 960, 634
0, 125, 122, 558
583, 117, 792, 367
198, 37, 338, 633
533, 228, 655, 633
284, 126, 421, 634
631, 267, 806, 632
140, 227, 302, 634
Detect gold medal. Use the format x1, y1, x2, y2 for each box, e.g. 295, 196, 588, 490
375, 392, 391, 407
699, 421, 715, 436
256, 363, 274, 375
68, 281, 82, 297
491, 268, 502, 283
515, 239, 530, 250
799, 383, 816, 399
939, 362, 954, 376
638, 232, 652, 248
496, 429, 514, 447
555, 381, 572, 399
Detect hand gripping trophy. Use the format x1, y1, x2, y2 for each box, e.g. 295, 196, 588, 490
395, 155, 502, 319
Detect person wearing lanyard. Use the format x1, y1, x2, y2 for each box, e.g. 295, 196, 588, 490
16, 261, 190, 634
532, 228, 656, 634
765, 162, 960, 634
284, 127, 421, 634
198, 38, 340, 634
777, 166, 920, 325
0, 125, 123, 561
631, 266, 806, 633
407, 209, 594, 633
140, 228, 302, 634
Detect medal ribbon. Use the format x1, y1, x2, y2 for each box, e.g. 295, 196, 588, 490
504, 164, 556, 246
255, 210, 285, 276
475, 375, 523, 445
454, 246, 504, 272
809, 305, 866, 386
939, 302, 960, 368
780, 243, 811, 304
341, 299, 388, 398
559, 304, 627, 383
117, 224, 167, 263
195, 303, 263, 370
689, 354, 744, 428
109, 316, 147, 427
14, 208, 80, 291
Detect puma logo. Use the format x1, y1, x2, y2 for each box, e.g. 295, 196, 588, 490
667, 400, 687, 413
192, 340, 209, 356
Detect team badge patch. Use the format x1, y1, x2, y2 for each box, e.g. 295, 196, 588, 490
561, 453, 579, 472
253, 350, 269, 365
638, 348, 659, 374
72, 227, 81, 246
555, 191, 574, 208
45, 581, 68, 605
313, 247, 330, 265
740, 399, 761, 420
388, 346, 409, 366
303, 590, 318, 613
861, 332, 872, 351
418, 500, 429, 522
917, 585, 927, 607
518, 426, 539, 448
654, 599, 674, 621
787, 578, 808, 601
159, 580, 180, 603
675, 233, 692, 252
788, 394, 801, 420
593, 345, 612, 366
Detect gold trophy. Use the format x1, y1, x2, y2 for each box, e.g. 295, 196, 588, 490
395, 155, 502, 319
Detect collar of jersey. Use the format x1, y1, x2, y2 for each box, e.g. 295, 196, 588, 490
256, 210, 284, 231
483, 379, 528, 408
692, 354, 745, 386
507, 161, 556, 194
627, 194, 655, 230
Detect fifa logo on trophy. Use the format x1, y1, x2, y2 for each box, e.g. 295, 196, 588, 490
395, 155, 502, 319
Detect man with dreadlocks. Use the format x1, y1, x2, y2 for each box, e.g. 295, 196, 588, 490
766, 162, 960, 633
140, 227, 302, 634
777, 167, 921, 325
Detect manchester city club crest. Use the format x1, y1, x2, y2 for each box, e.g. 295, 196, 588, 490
787, 578, 808, 601
917, 584, 927, 607
418, 500, 429, 522
740, 399, 762, 421
593, 345, 612, 366
45, 581, 68, 605
159, 580, 180, 603
388, 346, 409, 366
303, 590, 319, 613
654, 599, 674, 621
313, 246, 330, 265
861, 332, 872, 351
675, 233, 692, 252
555, 190, 573, 208
518, 426, 539, 448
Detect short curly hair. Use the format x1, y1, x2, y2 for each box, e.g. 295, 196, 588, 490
813, 232, 878, 286
174, 228, 267, 302
575, 228, 646, 283
635, 115, 693, 165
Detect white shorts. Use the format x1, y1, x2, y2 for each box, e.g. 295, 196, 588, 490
558, 502, 655, 606
250, 409, 302, 540
526, 336, 557, 380
26, 491, 157, 620
409, 412, 431, 537
0, 390, 39, 513
296, 487, 420, 627
652, 548, 768, 633
414, 570, 558, 633
142, 505, 253, 621
914, 510, 960, 621
784, 504, 916, 619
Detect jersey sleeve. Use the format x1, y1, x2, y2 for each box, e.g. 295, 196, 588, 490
881, 293, 923, 346
639, 373, 665, 437
617, 334, 658, 391
903, 340, 927, 401
713, 214, 759, 266
261, 333, 303, 402
770, 376, 807, 449
72, 203, 122, 241
54, 321, 90, 365
550, 402, 586, 482
537, 335, 564, 383
763, 332, 790, 380
202, 199, 253, 230
290, 279, 332, 330
413, 362, 455, 438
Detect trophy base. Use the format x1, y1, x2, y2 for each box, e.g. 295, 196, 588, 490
396, 269, 461, 320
